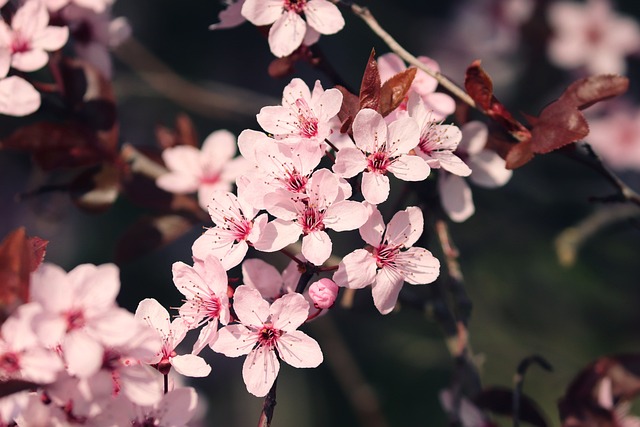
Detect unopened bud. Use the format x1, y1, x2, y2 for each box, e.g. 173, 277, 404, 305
309, 278, 339, 309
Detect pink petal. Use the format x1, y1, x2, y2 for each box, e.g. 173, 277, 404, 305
162, 145, 202, 175
303, 0, 344, 35
194, 255, 229, 297
12, 1, 48, 36
459, 121, 488, 155
438, 152, 472, 177
371, 268, 404, 315
210, 0, 247, 30
135, 298, 170, 338
253, 219, 301, 252
268, 11, 306, 58
11, 50, 49, 73
192, 319, 219, 355
242, 258, 283, 300
156, 172, 200, 194
241, 0, 283, 26
242, 346, 279, 397
0, 76, 40, 117
386, 206, 423, 248
63, 331, 103, 378
413, 56, 441, 95
388, 154, 430, 182
353, 109, 387, 153
358, 205, 384, 246
324, 200, 368, 231
312, 87, 343, 121
439, 172, 474, 223
233, 285, 270, 328
0, 49, 10, 79
256, 105, 297, 136
201, 130, 238, 176
159, 388, 198, 426
469, 150, 512, 188
377, 53, 406, 82
333, 249, 377, 289
270, 292, 309, 331
171, 354, 211, 377
422, 92, 456, 121
20, 347, 63, 384
212, 324, 254, 357
119, 365, 163, 406
277, 330, 323, 368
387, 116, 420, 155
301, 230, 332, 266
361, 171, 390, 204
29, 263, 72, 312
398, 247, 440, 285
71, 263, 120, 313
32, 26, 69, 51
333, 147, 367, 178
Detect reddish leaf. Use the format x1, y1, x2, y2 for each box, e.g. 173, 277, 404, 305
380, 67, 416, 116
464, 60, 531, 142
70, 163, 120, 213
475, 387, 548, 427
336, 85, 360, 134
115, 215, 196, 264
359, 48, 381, 112
505, 139, 535, 170
561, 75, 629, 111
0, 228, 37, 321
155, 114, 199, 149
27, 236, 48, 272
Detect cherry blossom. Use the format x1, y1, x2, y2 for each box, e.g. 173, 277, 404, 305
0, 76, 40, 117
377, 52, 456, 120
439, 121, 512, 222
120, 387, 199, 427
586, 105, 640, 171
407, 93, 471, 176
254, 168, 368, 266
0, 303, 62, 384
172, 256, 230, 354
156, 130, 249, 210
547, 0, 640, 74
30, 263, 144, 379
333, 108, 430, 204
191, 191, 268, 270
241, 258, 298, 301
333, 206, 440, 314
135, 299, 211, 378
255, 78, 343, 149
44, 0, 115, 13
0, 0, 69, 76
241, 0, 344, 57
212, 285, 323, 397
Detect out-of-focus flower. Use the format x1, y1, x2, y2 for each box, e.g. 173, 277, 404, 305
241, 0, 344, 57
586, 105, 640, 171
0, 76, 40, 117
156, 130, 249, 211
212, 286, 323, 397
209, 0, 247, 30
547, 0, 640, 74
45, 0, 115, 13
439, 121, 512, 222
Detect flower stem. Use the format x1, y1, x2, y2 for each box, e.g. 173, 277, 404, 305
257, 378, 278, 427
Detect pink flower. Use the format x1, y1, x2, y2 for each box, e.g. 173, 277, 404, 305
212, 285, 323, 397
0, 0, 69, 76
135, 299, 211, 378
241, 258, 298, 301
547, 0, 640, 74
333, 108, 430, 204
439, 121, 512, 222
586, 105, 640, 171
241, 0, 344, 57
0, 303, 63, 384
156, 130, 249, 210
407, 93, 471, 176
0, 76, 40, 117
45, 0, 115, 13
308, 278, 338, 309
191, 191, 268, 270
333, 206, 440, 314
172, 256, 230, 355
255, 78, 343, 149
254, 168, 368, 266
377, 53, 456, 121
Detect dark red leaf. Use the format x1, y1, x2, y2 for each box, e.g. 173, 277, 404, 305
336, 85, 360, 134
69, 163, 120, 213
359, 48, 381, 112
0, 228, 33, 321
380, 67, 416, 117
115, 215, 196, 264
475, 387, 548, 427
561, 75, 629, 111
464, 60, 531, 141
27, 236, 48, 273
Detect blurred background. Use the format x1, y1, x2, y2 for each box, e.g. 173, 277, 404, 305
2, 0, 640, 425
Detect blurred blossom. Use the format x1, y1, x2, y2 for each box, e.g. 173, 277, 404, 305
547, 0, 640, 75
586, 104, 640, 171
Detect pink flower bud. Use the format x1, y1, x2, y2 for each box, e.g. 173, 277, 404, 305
309, 278, 339, 309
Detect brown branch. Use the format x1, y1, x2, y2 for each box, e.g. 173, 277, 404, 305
257, 379, 278, 427
342, 1, 477, 110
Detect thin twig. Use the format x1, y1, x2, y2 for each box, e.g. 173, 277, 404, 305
342, 1, 477, 110
257, 379, 278, 427
513, 355, 553, 427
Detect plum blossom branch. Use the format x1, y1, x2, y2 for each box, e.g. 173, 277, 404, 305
257, 379, 278, 427
339, 1, 477, 110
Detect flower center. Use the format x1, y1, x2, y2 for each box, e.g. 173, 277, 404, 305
257, 324, 281, 349
65, 309, 86, 332
295, 98, 319, 139
300, 205, 325, 234
10, 33, 30, 54
0, 352, 20, 376
374, 244, 400, 268
284, 0, 307, 14
367, 150, 391, 174
283, 167, 308, 193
